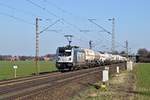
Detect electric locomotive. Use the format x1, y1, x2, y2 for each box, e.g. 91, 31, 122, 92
56, 45, 86, 71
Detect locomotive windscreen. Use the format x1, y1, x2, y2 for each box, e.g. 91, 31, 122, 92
58, 47, 71, 56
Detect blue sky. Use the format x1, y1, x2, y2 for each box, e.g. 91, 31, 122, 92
0, 0, 150, 56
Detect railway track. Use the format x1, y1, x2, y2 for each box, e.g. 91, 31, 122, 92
0, 71, 60, 87
0, 63, 126, 100
0, 66, 102, 100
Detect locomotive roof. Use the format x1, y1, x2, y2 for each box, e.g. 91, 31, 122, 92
58, 45, 79, 49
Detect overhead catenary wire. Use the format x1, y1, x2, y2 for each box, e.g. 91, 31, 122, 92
25, 0, 91, 41
0, 12, 35, 25
42, 0, 98, 40
42, 0, 88, 21
26, 0, 58, 17
0, 2, 36, 18
60, 19, 90, 41
88, 19, 111, 35
0, 1, 53, 26
0, 1, 76, 33
88, 18, 127, 51
63, 17, 125, 51
0, 1, 52, 26
0, 1, 133, 56
30, 1, 103, 43
39, 19, 61, 34
42, 0, 102, 41
92, 32, 126, 52
42, 20, 89, 46
47, 29, 89, 48
41, 18, 90, 45
26, 0, 127, 52
42, 0, 73, 16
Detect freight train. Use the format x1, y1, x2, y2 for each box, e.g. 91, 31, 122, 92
56, 46, 127, 71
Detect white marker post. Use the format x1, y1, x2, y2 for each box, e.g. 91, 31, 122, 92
116, 66, 120, 77
13, 65, 18, 78
117, 66, 119, 74
101, 69, 109, 91
127, 61, 133, 71
102, 70, 109, 82
105, 66, 109, 70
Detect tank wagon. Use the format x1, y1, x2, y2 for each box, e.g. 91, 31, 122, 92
56, 46, 127, 71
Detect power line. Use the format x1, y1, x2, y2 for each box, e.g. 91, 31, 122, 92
0, 2, 16, 10
34, 16, 87, 49
42, 0, 73, 16
45, 19, 90, 44
45, 20, 90, 45
42, 1, 101, 40
47, 29, 89, 46
39, 19, 61, 34
26, 0, 57, 17
0, 1, 53, 26
42, 0, 87, 20
26, 0, 126, 51
61, 18, 81, 30
93, 34, 126, 52
88, 19, 111, 35
26, 0, 91, 42
116, 41, 126, 48
0, 12, 35, 25
42, 0, 98, 41
44, 0, 104, 43
0, 2, 36, 18
52, 32, 89, 48
88, 18, 126, 52
61, 19, 91, 40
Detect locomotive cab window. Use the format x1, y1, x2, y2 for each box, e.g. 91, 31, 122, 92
58, 48, 72, 56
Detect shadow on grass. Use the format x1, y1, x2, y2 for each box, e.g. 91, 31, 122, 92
88, 83, 101, 89
78, 82, 101, 90
128, 90, 150, 97
31, 70, 58, 75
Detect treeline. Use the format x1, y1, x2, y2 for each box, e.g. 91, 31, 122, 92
0, 54, 56, 61
137, 48, 150, 63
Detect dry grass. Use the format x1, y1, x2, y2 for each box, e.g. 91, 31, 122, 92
73, 71, 135, 100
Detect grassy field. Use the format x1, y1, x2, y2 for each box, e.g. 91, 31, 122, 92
134, 63, 150, 99
0, 61, 56, 80
135, 63, 150, 88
